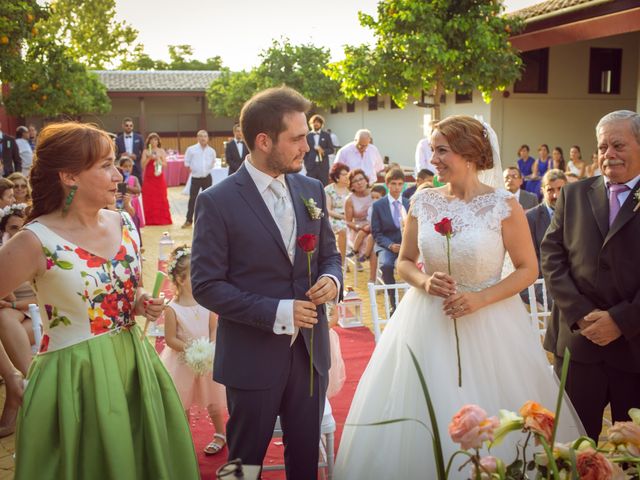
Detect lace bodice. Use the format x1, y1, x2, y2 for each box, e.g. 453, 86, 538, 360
411, 188, 514, 291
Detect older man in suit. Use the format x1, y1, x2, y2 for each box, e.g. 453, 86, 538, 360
303, 114, 334, 186
224, 124, 248, 175
541, 110, 640, 441
504, 166, 538, 209
115, 117, 144, 183
522, 169, 567, 304
0, 121, 21, 177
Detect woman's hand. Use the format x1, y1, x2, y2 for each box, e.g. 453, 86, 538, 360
443, 291, 486, 319
424, 272, 456, 298
136, 293, 166, 322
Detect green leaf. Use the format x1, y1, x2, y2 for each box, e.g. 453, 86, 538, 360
55, 260, 74, 270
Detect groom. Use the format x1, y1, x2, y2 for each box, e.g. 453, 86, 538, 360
191, 86, 342, 478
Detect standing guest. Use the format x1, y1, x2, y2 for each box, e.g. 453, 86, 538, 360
523, 169, 567, 304
141, 132, 172, 226
527, 144, 551, 200
182, 130, 215, 228
304, 115, 334, 186
325, 162, 351, 264
551, 146, 566, 171
225, 124, 248, 175
191, 86, 342, 478
0, 122, 199, 478
542, 110, 640, 441
334, 129, 384, 183
7, 173, 31, 208
414, 122, 436, 176
160, 245, 227, 456
403, 168, 435, 199
327, 128, 341, 163
370, 168, 410, 308
117, 157, 144, 231
0, 120, 22, 178
115, 117, 144, 183
27, 125, 38, 151
15, 127, 33, 177
566, 145, 587, 178
0, 179, 15, 209
516, 144, 535, 191
503, 166, 538, 210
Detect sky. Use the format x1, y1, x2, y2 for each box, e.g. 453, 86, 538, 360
115, 0, 539, 71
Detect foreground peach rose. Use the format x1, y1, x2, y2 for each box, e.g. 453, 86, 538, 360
576, 449, 613, 480
608, 421, 640, 456
449, 405, 499, 450
519, 401, 555, 443
471, 456, 501, 478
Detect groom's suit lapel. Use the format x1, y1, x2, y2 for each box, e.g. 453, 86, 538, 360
234, 166, 290, 262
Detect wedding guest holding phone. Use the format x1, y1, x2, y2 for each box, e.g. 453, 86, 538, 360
0, 122, 198, 478
141, 132, 172, 225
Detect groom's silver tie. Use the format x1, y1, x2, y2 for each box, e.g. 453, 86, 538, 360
269, 179, 295, 256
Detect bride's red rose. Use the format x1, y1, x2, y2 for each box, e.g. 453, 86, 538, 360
434, 217, 453, 236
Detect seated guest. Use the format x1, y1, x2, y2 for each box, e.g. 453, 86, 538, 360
403, 168, 434, 199
565, 172, 579, 183
503, 166, 538, 209
0, 179, 15, 209
344, 169, 373, 271
370, 168, 409, 309
522, 169, 567, 304
6, 172, 31, 213
325, 162, 350, 264
516, 144, 535, 191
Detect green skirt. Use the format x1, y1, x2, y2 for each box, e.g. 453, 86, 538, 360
15, 325, 200, 480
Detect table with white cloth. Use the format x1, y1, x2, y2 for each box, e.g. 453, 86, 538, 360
181, 165, 228, 195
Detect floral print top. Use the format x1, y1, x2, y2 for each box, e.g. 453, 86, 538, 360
25, 213, 141, 354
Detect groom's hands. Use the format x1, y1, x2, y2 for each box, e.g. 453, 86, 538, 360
293, 300, 318, 329
306, 276, 338, 305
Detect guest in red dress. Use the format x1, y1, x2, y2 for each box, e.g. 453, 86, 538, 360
141, 132, 172, 225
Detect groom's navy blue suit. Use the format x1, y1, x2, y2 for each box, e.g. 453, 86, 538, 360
191, 163, 342, 477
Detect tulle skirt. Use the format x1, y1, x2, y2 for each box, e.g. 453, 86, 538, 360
334, 288, 584, 480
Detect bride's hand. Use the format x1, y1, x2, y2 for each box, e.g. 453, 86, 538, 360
443, 292, 485, 318
424, 272, 456, 298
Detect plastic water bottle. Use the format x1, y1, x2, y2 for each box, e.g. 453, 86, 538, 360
28, 304, 42, 354
158, 232, 174, 268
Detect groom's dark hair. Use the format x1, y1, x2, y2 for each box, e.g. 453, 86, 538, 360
240, 86, 311, 151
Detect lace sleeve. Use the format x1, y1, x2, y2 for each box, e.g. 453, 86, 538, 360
493, 189, 515, 223
410, 188, 437, 221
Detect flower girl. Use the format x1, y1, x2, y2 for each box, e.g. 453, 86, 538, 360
160, 245, 227, 455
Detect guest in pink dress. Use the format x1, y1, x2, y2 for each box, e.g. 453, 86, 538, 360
327, 306, 346, 399
160, 245, 227, 455
117, 157, 145, 229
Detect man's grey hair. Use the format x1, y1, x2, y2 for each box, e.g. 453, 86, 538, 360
354, 129, 372, 142
542, 168, 567, 188
596, 110, 640, 144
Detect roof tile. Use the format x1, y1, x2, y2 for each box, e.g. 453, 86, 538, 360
93, 70, 220, 92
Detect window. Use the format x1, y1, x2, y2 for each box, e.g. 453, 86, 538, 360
514, 48, 549, 94
330, 105, 342, 114
346, 101, 355, 113
390, 98, 400, 109
589, 48, 622, 94
455, 91, 472, 103
368, 96, 378, 111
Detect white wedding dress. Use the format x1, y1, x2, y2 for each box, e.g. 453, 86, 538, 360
335, 188, 584, 479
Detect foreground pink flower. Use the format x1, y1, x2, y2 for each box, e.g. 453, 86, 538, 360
471, 456, 500, 478
608, 421, 640, 456
449, 405, 499, 450
576, 449, 613, 480
519, 401, 555, 443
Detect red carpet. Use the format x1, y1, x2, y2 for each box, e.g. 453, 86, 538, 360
158, 326, 375, 479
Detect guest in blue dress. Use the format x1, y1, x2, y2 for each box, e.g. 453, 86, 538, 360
516, 144, 535, 191
527, 144, 551, 200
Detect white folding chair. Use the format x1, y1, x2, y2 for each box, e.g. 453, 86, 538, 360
343, 255, 359, 290
527, 278, 551, 340
263, 399, 336, 479
368, 282, 410, 342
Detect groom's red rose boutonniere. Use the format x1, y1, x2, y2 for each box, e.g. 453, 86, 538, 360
434, 217, 462, 388
297, 233, 318, 397
301, 195, 324, 220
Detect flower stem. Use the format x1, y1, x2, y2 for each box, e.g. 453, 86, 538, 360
447, 235, 461, 387
307, 252, 314, 397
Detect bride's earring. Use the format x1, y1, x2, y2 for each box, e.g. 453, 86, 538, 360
466, 161, 471, 169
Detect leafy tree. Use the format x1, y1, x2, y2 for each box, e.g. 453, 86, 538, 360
0, 0, 45, 82
37, 0, 138, 69
326, 0, 524, 118
119, 44, 223, 71
206, 38, 344, 119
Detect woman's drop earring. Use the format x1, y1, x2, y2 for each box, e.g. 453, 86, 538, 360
63, 185, 78, 214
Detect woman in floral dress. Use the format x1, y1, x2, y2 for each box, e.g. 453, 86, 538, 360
0, 122, 199, 479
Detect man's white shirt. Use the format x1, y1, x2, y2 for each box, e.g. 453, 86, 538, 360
185, 143, 216, 178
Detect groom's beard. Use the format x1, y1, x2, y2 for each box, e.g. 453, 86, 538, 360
266, 149, 304, 175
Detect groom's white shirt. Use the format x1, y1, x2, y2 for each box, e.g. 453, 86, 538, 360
245, 159, 340, 341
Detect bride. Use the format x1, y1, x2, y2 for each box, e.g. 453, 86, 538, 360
334, 116, 584, 479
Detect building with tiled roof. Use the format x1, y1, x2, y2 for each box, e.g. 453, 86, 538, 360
93, 70, 220, 92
